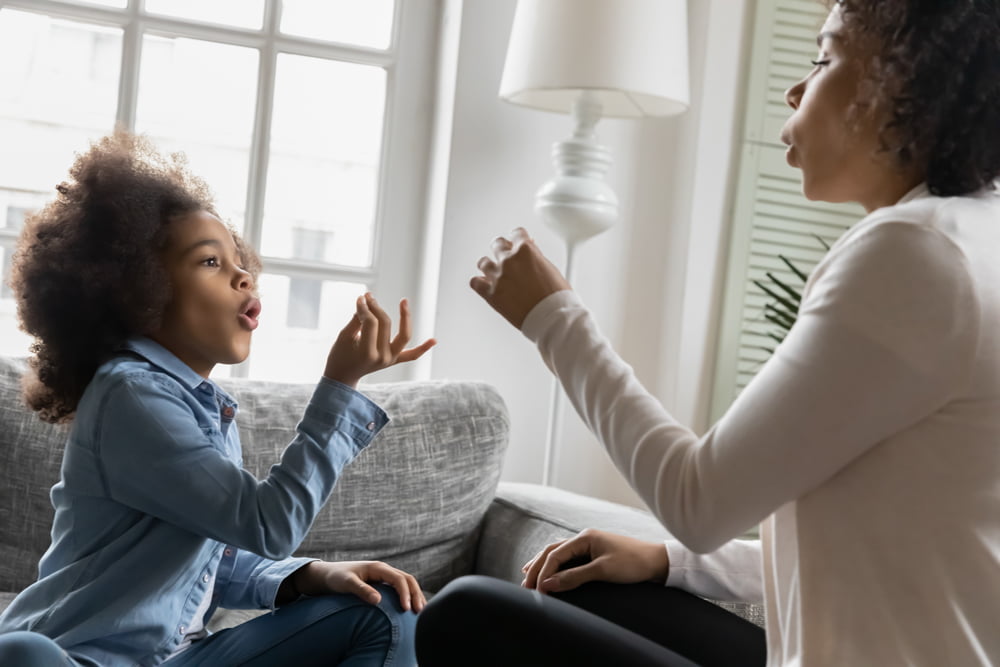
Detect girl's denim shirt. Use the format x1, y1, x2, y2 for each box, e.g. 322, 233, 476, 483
0, 337, 387, 666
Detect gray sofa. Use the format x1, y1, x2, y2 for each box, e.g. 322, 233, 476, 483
0, 353, 762, 635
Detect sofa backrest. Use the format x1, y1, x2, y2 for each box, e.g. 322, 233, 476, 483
0, 355, 509, 595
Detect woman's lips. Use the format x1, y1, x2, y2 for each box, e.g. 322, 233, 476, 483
239, 298, 261, 331
783, 143, 799, 168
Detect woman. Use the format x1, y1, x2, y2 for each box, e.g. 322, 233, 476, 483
416, 1, 1000, 665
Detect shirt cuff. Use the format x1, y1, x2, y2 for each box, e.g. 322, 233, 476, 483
521, 290, 579, 343
302, 377, 390, 449
257, 557, 319, 610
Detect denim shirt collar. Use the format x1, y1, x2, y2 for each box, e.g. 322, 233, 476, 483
121, 337, 238, 419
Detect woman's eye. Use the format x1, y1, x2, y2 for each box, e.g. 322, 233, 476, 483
810, 59, 831, 67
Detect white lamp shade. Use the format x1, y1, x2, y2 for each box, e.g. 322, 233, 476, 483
499, 0, 690, 117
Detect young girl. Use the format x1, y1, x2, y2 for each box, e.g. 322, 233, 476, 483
0, 130, 435, 666
418, 1, 1000, 665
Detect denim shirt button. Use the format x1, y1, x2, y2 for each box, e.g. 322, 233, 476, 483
366, 421, 375, 431
178, 626, 186, 635
224, 548, 233, 557
203, 573, 210, 583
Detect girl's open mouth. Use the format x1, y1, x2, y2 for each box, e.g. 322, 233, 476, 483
239, 298, 261, 331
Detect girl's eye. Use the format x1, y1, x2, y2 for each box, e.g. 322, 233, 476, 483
810, 59, 831, 67
202, 257, 220, 268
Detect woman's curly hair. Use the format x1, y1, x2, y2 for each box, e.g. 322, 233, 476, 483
9, 129, 261, 423
832, 0, 1000, 196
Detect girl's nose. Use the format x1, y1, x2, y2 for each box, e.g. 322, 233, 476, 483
234, 267, 253, 291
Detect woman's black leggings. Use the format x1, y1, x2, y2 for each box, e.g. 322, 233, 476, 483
414, 575, 766, 667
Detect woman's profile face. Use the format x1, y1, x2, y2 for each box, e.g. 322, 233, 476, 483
780, 6, 918, 211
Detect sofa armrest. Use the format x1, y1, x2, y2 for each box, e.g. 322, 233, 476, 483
475, 481, 765, 628
475, 481, 671, 583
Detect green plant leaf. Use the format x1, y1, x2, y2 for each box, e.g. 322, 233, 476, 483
752, 279, 799, 315
765, 271, 802, 303
764, 304, 796, 329
778, 254, 809, 283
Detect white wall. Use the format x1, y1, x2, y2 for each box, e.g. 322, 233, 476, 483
425, 0, 752, 507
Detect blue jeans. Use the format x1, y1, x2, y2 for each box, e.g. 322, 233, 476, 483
0, 584, 417, 667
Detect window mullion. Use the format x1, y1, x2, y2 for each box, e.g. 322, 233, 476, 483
114, 1, 142, 131
233, 0, 280, 380
242, 0, 280, 253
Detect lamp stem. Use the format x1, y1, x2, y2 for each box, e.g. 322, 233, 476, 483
571, 91, 602, 141
536, 90, 619, 487
541, 239, 578, 487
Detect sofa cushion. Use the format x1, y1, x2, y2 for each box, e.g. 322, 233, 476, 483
219, 375, 509, 593
0, 354, 509, 602
0, 356, 68, 595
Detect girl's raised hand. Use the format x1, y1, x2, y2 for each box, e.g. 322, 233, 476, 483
470, 227, 571, 329
324, 293, 436, 388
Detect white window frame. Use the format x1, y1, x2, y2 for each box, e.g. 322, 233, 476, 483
0, 0, 442, 380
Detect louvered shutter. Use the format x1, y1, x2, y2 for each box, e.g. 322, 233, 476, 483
708, 0, 865, 422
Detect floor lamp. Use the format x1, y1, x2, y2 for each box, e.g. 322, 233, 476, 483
499, 0, 690, 486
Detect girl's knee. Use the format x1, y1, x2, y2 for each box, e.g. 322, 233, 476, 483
0, 631, 72, 667
371, 584, 418, 666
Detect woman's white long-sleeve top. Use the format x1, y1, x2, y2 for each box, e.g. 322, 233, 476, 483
521, 183, 1000, 666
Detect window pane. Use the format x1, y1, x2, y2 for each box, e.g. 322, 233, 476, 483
263, 54, 385, 267
135, 35, 258, 232
280, 0, 394, 49
0, 10, 122, 194
71, 0, 128, 7
0, 192, 44, 358
246, 274, 367, 382
0, 10, 122, 356
144, 0, 264, 30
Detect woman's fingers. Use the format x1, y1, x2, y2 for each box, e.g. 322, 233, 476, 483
522, 540, 565, 589
490, 235, 513, 259
469, 227, 570, 330
538, 557, 605, 594
535, 538, 591, 588
509, 227, 532, 246
477, 255, 499, 281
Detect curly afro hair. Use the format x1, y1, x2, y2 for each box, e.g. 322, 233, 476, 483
9, 129, 261, 423
832, 0, 1000, 196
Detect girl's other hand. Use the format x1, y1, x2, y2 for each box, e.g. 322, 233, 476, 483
288, 560, 426, 612
470, 227, 571, 329
521, 529, 669, 594
324, 294, 436, 388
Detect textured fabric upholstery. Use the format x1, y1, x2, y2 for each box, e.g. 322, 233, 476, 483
218, 375, 510, 594
0, 356, 68, 595
0, 355, 509, 604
